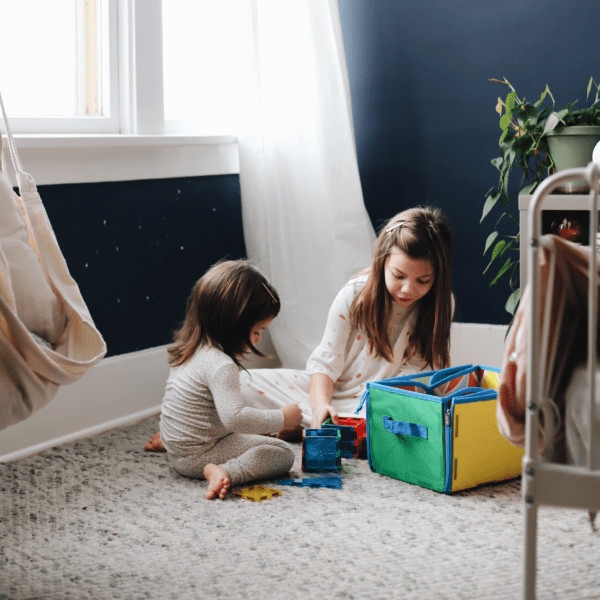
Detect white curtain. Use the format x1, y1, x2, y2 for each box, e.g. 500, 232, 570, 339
237, 0, 376, 369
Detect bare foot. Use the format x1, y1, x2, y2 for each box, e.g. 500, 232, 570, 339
276, 426, 304, 443
203, 464, 231, 500
144, 431, 166, 452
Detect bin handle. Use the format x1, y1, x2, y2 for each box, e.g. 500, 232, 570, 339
448, 386, 486, 398
383, 415, 428, 440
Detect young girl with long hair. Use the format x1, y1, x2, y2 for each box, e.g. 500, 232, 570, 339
146, 205, 453, 447
156, 260, 301, 500
239, 205, 453, 431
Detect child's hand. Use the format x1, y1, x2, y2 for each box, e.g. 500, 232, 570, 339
311, 404, 338, 429
281, 403, 302, 429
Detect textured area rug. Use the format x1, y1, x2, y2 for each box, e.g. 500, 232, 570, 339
1, 414, 599, 600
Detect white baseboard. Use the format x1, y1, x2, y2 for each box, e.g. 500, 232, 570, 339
0, 345, 171, 463
0, 322, 506, 462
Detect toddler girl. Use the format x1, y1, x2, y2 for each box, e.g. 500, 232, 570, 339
158, 260, 302, 500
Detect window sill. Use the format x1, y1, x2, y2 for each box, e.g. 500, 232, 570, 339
7, 134, 240, 186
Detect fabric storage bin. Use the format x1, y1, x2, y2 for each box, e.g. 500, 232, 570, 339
355, 364, 524, 493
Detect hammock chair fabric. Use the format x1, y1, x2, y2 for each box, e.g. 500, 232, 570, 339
0, 93, 106, 431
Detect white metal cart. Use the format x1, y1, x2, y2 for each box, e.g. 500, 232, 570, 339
523, 161, 600, 599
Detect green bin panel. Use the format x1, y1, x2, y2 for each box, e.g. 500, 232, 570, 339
368, 387, 446, 492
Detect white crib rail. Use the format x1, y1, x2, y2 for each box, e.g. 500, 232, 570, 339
524, 161, 600, 599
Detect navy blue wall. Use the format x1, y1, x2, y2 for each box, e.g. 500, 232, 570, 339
339, 0, 600, 324
40, 175, 245, 357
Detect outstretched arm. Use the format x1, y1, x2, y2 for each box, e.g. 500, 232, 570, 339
306, 280, 363, 428
309, 373, 338, 428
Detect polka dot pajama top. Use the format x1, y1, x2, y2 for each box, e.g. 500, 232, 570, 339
239, 275, 430, 427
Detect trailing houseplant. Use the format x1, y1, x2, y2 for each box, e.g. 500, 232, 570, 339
482, 76, 600, 317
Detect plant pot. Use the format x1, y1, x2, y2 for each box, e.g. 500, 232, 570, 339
545, 126, 600, 193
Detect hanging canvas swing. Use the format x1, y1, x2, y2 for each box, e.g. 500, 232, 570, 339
0, 92, 106, 431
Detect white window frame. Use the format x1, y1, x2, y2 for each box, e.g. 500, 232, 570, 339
9, 0, 120, 135
5, 0, 238, 186
118, 0, 164, 135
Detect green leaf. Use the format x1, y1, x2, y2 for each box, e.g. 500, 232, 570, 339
484, 231, 499, 255
508, 264, 520, 288
535, 160, 548, 178
588, 76, 594, 101
495, 212, 507, 227
500, 239, 513, 256
512, 136, 531, 154
490, 257, 513, 286
524, 115, 538, 130
491, 240, 507, 261
482, 259, 495, 276
546, 86, 555, 109
500, 134, 516, 152
542, 112, 561, 134
534, 85, 549, 109
520, 182, 537, 195
506, 91, 517, 112
481, 191, 501, 222
505, 287, 521, 315
592, 79, 600, 105
522, 104, 537, 118
491, 157, 503, 170
483, 239, 508, 275
499, 113, 511, 131
500, 169, 510, 198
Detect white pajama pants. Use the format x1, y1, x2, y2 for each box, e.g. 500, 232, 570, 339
239, 368, 367, 428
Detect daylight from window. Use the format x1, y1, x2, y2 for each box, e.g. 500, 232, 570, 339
1, 0, 242, 136
0, 0, 103, 118
162, 0, 243, 135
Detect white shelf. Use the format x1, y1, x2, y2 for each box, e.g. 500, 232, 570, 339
519, 194, 593, 211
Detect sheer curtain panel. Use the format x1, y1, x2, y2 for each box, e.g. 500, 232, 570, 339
237, 0, 375, 369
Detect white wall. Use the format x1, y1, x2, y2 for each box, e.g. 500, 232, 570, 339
449, 322, 508, 368
0, 322, 506, 462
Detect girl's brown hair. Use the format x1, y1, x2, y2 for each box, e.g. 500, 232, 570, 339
167, 259, 280, 369
350, 206, 453, 369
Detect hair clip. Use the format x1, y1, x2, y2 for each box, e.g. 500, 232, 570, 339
386, 221, 405, 234
262, 282, 278, 304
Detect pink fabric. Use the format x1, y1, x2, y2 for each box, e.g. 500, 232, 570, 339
497, 235, 598, 453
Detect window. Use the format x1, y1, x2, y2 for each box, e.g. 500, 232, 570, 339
1, 0, 118, 133
0, 0, 239, 185
1, 0, 243, 137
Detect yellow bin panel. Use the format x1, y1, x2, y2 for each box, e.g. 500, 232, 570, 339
451, 398, 523, 492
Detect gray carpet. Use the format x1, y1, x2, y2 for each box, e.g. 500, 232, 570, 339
1, 414, 599, 600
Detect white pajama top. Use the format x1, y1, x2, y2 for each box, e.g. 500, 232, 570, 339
239, 275, 430, 426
